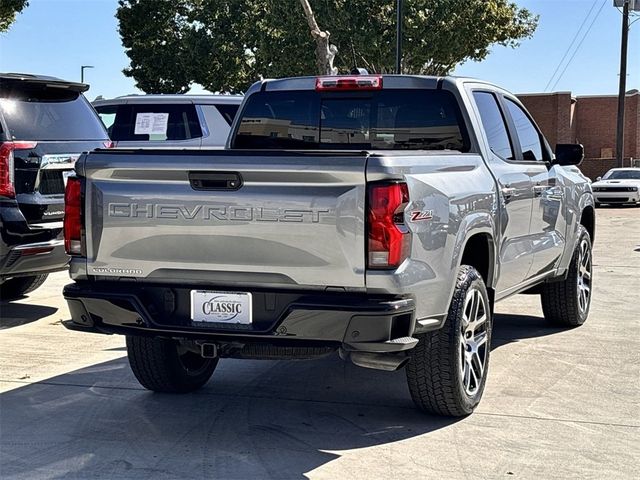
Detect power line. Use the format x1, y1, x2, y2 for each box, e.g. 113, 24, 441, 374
544, 0, 600, 92
549, 0, 608, 92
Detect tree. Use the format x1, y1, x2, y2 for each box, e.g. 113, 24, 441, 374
299, 0, 338, 75
0, 0, 28, 33
117, 0, 538, 94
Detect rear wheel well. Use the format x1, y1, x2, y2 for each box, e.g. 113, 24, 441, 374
460, 233, 495, 312
460, 233, 494, 290
580, 206, 595, 242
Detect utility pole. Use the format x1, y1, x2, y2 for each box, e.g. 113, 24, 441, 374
80, 65, 94, 84
615, 0, 630, 168
396, 0, 403, 74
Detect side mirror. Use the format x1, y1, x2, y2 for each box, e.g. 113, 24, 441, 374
596, 176, 602, 182
554, 144, 584, 166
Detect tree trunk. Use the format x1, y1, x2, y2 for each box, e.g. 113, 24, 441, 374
299, 0, 338, 75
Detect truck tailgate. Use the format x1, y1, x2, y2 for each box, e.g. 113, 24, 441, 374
82, 150, 367, 289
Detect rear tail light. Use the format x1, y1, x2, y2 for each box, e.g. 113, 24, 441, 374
367, 182, 410, 269
316, 75, 383, 91
0, 141, 38, 198
102, 140, 114, 148
64, 176, 83, 255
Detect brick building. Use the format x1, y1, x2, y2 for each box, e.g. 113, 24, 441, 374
516, 91, 640, 179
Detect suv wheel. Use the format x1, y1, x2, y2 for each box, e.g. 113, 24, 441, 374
126, 336, 218, 393
541, 226, 592, 327
0, 274, 48, 300
406, 265, 492, 416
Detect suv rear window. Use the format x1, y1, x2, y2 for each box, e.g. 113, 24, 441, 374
0, 86, 107, 141
99, 104, 203, 142
232, 89, 469, 151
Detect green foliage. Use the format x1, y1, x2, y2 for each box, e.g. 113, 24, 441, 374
117, 0, 538, 94
0, 0, 28, 33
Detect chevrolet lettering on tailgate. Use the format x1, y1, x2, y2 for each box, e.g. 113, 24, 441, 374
108, 202, 331, 223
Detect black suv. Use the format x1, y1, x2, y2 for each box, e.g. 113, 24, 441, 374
0, 73, 109, 299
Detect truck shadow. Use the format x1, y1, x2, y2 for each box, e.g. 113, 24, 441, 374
0, 301, 57, 329
491, 312, 563, 348
0, 312, 558, 479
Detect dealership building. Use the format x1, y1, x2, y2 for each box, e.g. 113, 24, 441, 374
517, 91, 640, 179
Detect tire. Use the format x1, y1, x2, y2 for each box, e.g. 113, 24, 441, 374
540, 225, 592, 327
0, 274, 48, 300
406, 265, 492, 417
126, 336, 218, 393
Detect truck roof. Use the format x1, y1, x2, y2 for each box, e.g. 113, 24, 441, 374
248, 74, 504, 96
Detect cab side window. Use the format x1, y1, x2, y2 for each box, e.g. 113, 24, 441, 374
473, 91, 514, 161
504, 99, 543, 161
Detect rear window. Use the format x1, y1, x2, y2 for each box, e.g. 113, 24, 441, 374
0, 86, 107, 141
232, 89, 469, 151
99, 104, 202, 142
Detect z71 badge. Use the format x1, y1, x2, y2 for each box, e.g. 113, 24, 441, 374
410, 210, 434, 221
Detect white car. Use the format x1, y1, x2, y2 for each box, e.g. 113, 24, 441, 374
592, 168, 640, 206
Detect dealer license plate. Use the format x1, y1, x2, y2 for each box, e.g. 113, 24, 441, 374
190, 290, 252, 325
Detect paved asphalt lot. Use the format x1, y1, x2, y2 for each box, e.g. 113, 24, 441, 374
0, 207, 638, 479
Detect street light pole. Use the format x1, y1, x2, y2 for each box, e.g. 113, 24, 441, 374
615, 0, 630, 168
395, 0, 403, 74
80, 65, 94, 84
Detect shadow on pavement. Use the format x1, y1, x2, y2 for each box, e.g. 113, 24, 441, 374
0, 312, 558, 479
0, 301, 57, 330
0, 356, 457, 479
492, 313, 563, 349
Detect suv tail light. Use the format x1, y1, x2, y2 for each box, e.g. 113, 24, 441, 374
367, 182, 410, 269
0, 141, 38, 198
316, 75, 383, 91
64, 176, 82, 255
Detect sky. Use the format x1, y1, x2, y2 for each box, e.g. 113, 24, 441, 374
0, 0, 638, 100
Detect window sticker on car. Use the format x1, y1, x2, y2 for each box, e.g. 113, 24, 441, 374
134, 112, 169, 135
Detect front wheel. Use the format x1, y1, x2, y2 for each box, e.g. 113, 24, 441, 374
540, 226, 593, 327
126, 336, 218, 393
406, 265, 492, 417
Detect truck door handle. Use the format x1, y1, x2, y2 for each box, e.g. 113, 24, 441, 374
189, 171, 243, 191
501, 187, 517, 201
533, 185, 547, 196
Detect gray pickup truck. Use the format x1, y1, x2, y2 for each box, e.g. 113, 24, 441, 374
62, 75, 595, 417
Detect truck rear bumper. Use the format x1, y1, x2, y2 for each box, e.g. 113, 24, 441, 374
63, 282, 418, 355
1, 239, 68, 279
